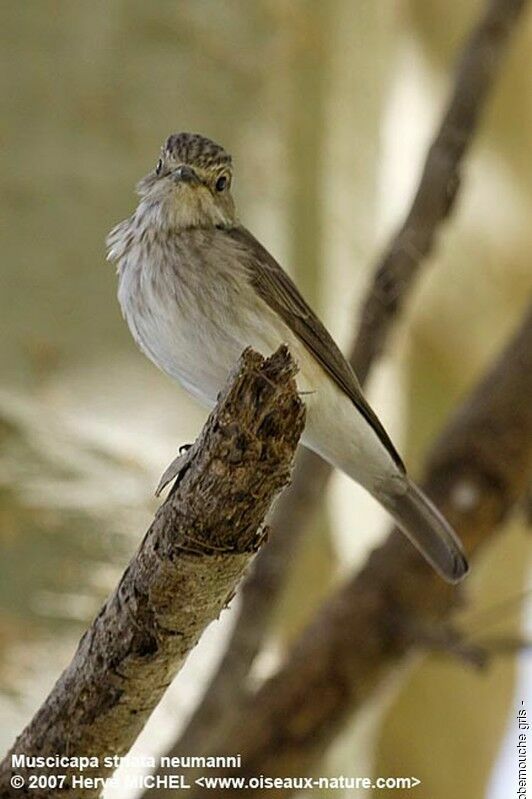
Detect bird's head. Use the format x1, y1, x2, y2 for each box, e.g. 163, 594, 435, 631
136, 132, 236, 230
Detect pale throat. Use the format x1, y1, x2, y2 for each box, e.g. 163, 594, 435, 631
136, 190, 234, 233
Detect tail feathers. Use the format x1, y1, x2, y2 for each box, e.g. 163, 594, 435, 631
380, 478, 469, 584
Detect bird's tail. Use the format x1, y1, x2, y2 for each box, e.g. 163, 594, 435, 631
378, 478, 468, 584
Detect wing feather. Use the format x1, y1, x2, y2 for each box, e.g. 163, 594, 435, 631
227, 226, 405, 471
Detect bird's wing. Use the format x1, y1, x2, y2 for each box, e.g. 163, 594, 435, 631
227, 225, 404, 471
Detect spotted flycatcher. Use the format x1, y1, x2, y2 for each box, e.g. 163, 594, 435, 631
107, 132, 468, 583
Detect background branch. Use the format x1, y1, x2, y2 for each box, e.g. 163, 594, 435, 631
184, 303, 532, 798
182, 310, 532, 799
415, 625, 532, 669
0, 347, 305, 799
165, 0, 529, 763
351, 0, 528, 382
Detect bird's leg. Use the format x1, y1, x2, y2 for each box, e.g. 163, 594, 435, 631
155, 444, 193, 497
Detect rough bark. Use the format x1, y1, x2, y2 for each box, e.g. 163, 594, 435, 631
165, 0, 529, 765
182, 304, 532, 798
0, 346, 305, 799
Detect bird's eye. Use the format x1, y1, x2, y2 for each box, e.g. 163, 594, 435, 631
215, 175, 228, 192
155, 159, 163, 176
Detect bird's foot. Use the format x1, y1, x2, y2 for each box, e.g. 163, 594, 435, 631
155, 444, 193, 497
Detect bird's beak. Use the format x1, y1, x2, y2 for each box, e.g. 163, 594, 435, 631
172, 165, 200, 185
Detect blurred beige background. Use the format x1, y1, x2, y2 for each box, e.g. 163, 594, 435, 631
1, 1, 531, 797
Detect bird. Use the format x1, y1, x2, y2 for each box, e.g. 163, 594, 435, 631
107, 132, 468, 584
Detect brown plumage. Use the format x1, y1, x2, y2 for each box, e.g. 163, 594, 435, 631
107, 132, 468, 583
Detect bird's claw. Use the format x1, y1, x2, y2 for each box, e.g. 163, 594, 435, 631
155, 446, 192, 497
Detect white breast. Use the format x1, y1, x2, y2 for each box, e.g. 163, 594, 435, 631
117, 227, 321, 407
114, 223, 400, 493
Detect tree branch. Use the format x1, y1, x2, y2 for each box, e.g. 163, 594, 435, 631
165, 0, 529, 763
351, 0, 529, 383
0, 346, 305, 799
411, 625, 532, 669
192, 304, 532, 798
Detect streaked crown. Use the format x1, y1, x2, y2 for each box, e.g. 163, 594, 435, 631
163, 132, 232, 171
